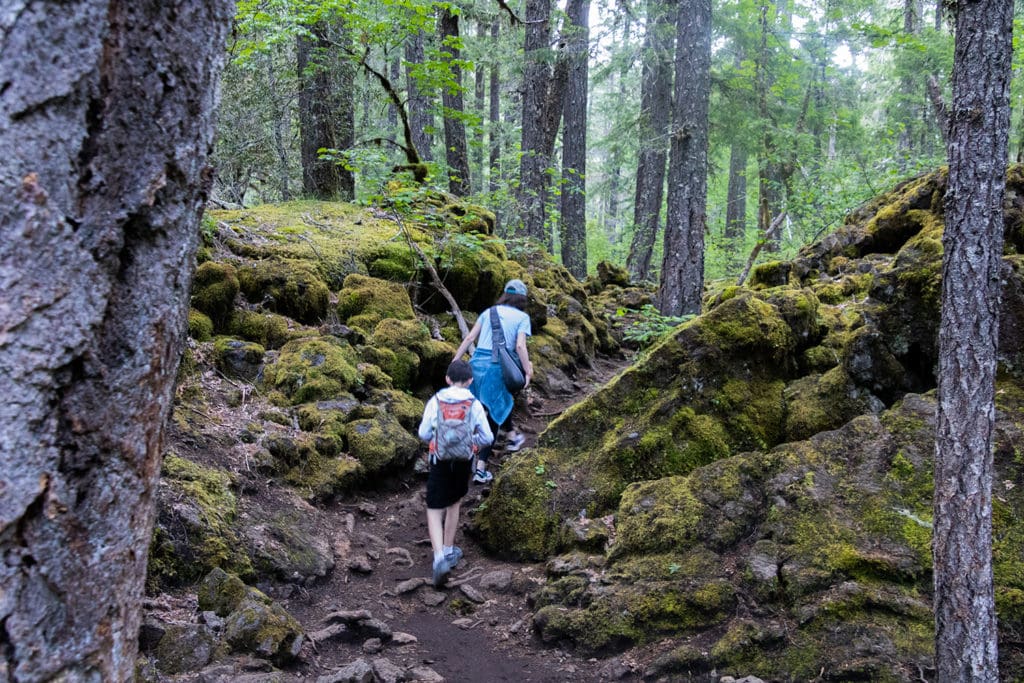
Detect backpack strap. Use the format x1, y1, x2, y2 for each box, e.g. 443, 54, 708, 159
430, 391, 442, 464
489, 307, 506, 363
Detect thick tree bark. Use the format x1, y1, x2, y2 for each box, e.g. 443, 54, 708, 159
438, 8, 472, 196
933, 0, 1013, 678
626, 0, 674, 282
519, 0, 554, 242
297, 21, 355, 200
658, 0, 711, 316
474, 21, 488, 194
559, 0, 590, 279
405, 30, 434, 162
0, 2, 232, 680
488, 20, 503, 228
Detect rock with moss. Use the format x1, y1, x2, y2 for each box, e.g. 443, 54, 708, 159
224, 595, 304, 664
337, 274, 416, 332
192, 262, 240, 331
149, 456, 252, 589
214, 337, 266, 381
198, 567, 251, 616
189, 309, 214, 342
238, 259, 330, 326
262, 431, 361, 501
150, 622, 218, 675
263, 337, 363, 404
228, 310, 302, 350
236, 505, 335, 583
345, 413, 420, 475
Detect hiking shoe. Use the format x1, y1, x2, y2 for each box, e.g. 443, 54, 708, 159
506, 432, 526, 452
445, 546, 464, 568
432, 555, 452, 587
473, 469, 494, 484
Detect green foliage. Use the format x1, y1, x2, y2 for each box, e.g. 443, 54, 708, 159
621, 305, 693, 348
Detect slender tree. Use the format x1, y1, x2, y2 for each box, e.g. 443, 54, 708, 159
560, 0, 591, 278
658, 0, 712, 315
626, 0, 675, 282
933, 0, 1013, 677
438, 6, 472, 196
0, 1, 232, 678
519, 0, 554, 243
405, 28, 435, 162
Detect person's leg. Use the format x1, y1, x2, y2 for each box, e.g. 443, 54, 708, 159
504, 414, 526, 451
427, 507, 445, 557
442, 501, 461, 547
474, 410, 500, 482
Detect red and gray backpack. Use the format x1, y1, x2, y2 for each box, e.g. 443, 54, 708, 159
431, 395, 477, 462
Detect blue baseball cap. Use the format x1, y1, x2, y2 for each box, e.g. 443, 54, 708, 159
504, 279, 527, 296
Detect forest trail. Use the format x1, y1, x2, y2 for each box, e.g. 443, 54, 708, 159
271, 353, 636, 682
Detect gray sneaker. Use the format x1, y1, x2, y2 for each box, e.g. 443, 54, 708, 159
506, 432, 526, 452
432, 555, 452, 587
445, 546, 464, 568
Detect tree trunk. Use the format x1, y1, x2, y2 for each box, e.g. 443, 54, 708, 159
488, 20, 504, 229
297, 21, 355, 200
439, 8, 472, 196
559, 0, 590, 279
0, 2, 232, 679
724, 145, 748, 241
658, 0, 711, 316
387, 54, 401, 133
519, 0, 554, 242
405, 29, 434, 162
474, 21, 488, 194
933, 0, 1013, 678
627, 0, 675, 283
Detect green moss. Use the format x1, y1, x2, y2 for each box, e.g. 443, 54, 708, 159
614, 477, 703, 556
362, 241, 418, 281
698, 294, 795, 360
188, 309, 214, 342
366, 318, 429, 389
263, 337, 362, 404
237, 259, 330, 325
345, 413, 420, 474
337, 274, 416, 331
212, 337, 265, 381
227, 310, 297, 349
748, 260, 792, 289
191, 262, 239, 331
784, 368, 876, 442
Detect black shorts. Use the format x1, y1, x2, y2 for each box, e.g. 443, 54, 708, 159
426, 459, 473, 509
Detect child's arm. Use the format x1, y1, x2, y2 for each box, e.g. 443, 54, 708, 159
417, 397, 438, 443
471, 400, 494, 447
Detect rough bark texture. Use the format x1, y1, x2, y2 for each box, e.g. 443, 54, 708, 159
559, 0, 590, 279
626, 0, 674, 283
405, 30, 434, 162
488, 20, 502, 225
439, 8, 472, 197
297, 21, 355, 201
933, 0, 1013, 678
0, 2, 232, 680
724, 145, 748, 241
473, 21, 487, 194
519, 0, 554, 242
658, 0, 711, 316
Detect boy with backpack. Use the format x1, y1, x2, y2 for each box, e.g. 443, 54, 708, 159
417, 360, 493, 587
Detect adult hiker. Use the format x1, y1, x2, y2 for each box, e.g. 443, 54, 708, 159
452, 278, 534, 483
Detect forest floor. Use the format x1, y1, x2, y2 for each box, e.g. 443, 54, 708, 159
157, 351, 654, 682
276, 353, 640, 683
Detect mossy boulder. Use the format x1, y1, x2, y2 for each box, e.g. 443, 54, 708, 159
150, 623, 217, 675
188, 309, 214, 342
236, 505, 336, 582
224, 596, 303, 664
213, 337, 265, 381
345, 413, 420, 474
227, 310, 300, 350
150, 456, 252, 588
191, 261, 239, 331
263, 337, 362, 404
337, 274, 416, 332
262, 431, 361, 500
238, 259, 330, 325
198, 567, 251, 617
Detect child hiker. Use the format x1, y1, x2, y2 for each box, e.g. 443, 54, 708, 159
417, 360, 493, 587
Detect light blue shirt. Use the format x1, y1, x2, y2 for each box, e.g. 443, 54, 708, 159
475, 305, 531, 352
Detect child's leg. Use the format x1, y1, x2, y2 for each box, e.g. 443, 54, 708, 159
442, 501, 461, 548
427, 507, 445, 556
476, 410, 501, 473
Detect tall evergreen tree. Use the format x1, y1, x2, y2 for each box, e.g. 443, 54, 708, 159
438, 7, 472, 195
519, 0, 554, 243
933, 0, 1013, 677
560, 0, 591, 278
405, 28, 435, 162
658, 0, 711, 315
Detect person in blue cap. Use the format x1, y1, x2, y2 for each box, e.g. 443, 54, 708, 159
451, 278, 534, 483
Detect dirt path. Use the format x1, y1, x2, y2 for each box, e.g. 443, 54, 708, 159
278, 354, 635, 682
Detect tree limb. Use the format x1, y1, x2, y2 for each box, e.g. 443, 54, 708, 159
927, 73, 950, 148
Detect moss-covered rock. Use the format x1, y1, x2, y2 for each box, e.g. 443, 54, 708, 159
337, 274, 416, 332
227, 310, 301, 350
151, 623, 217, 674
238, 259, 330, 325
263, 337, 362, 404
345, 413, 420, 474
192, 261, 240, 331
213, 337, 265, 381
224, 596, 304, 664
188, 309, 214, 342
150, 457, 252, 588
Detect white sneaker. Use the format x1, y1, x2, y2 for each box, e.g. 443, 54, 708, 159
473, 469, 494, 484
506, 432, 526, 452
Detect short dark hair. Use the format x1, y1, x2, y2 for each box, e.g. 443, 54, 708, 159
497, 292, 528, 311
446, 359, 473, 384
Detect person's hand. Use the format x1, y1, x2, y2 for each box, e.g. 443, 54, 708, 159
524, 367, 533, 388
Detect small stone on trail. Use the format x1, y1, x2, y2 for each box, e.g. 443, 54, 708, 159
452, 618, 474, 630
391, 631, 418, 645
343, 513, 356, 534
386, 547, 414, 567
355, 531, 386, 548
324, 609, 372, 624
357, 502, 378, 516
396, 577, 427, 594
406, 665, 444, 682
420, 590, 446, 607
478, 570, 513, 592
356, 618, 392, 640
371, 657, 404, 683
362, 638, 383, 654
347, 555, 373, 573
509, 618, 525, 634
459, 584, 486, 603
308, 623, 347, 644
315, 658, 373, 683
